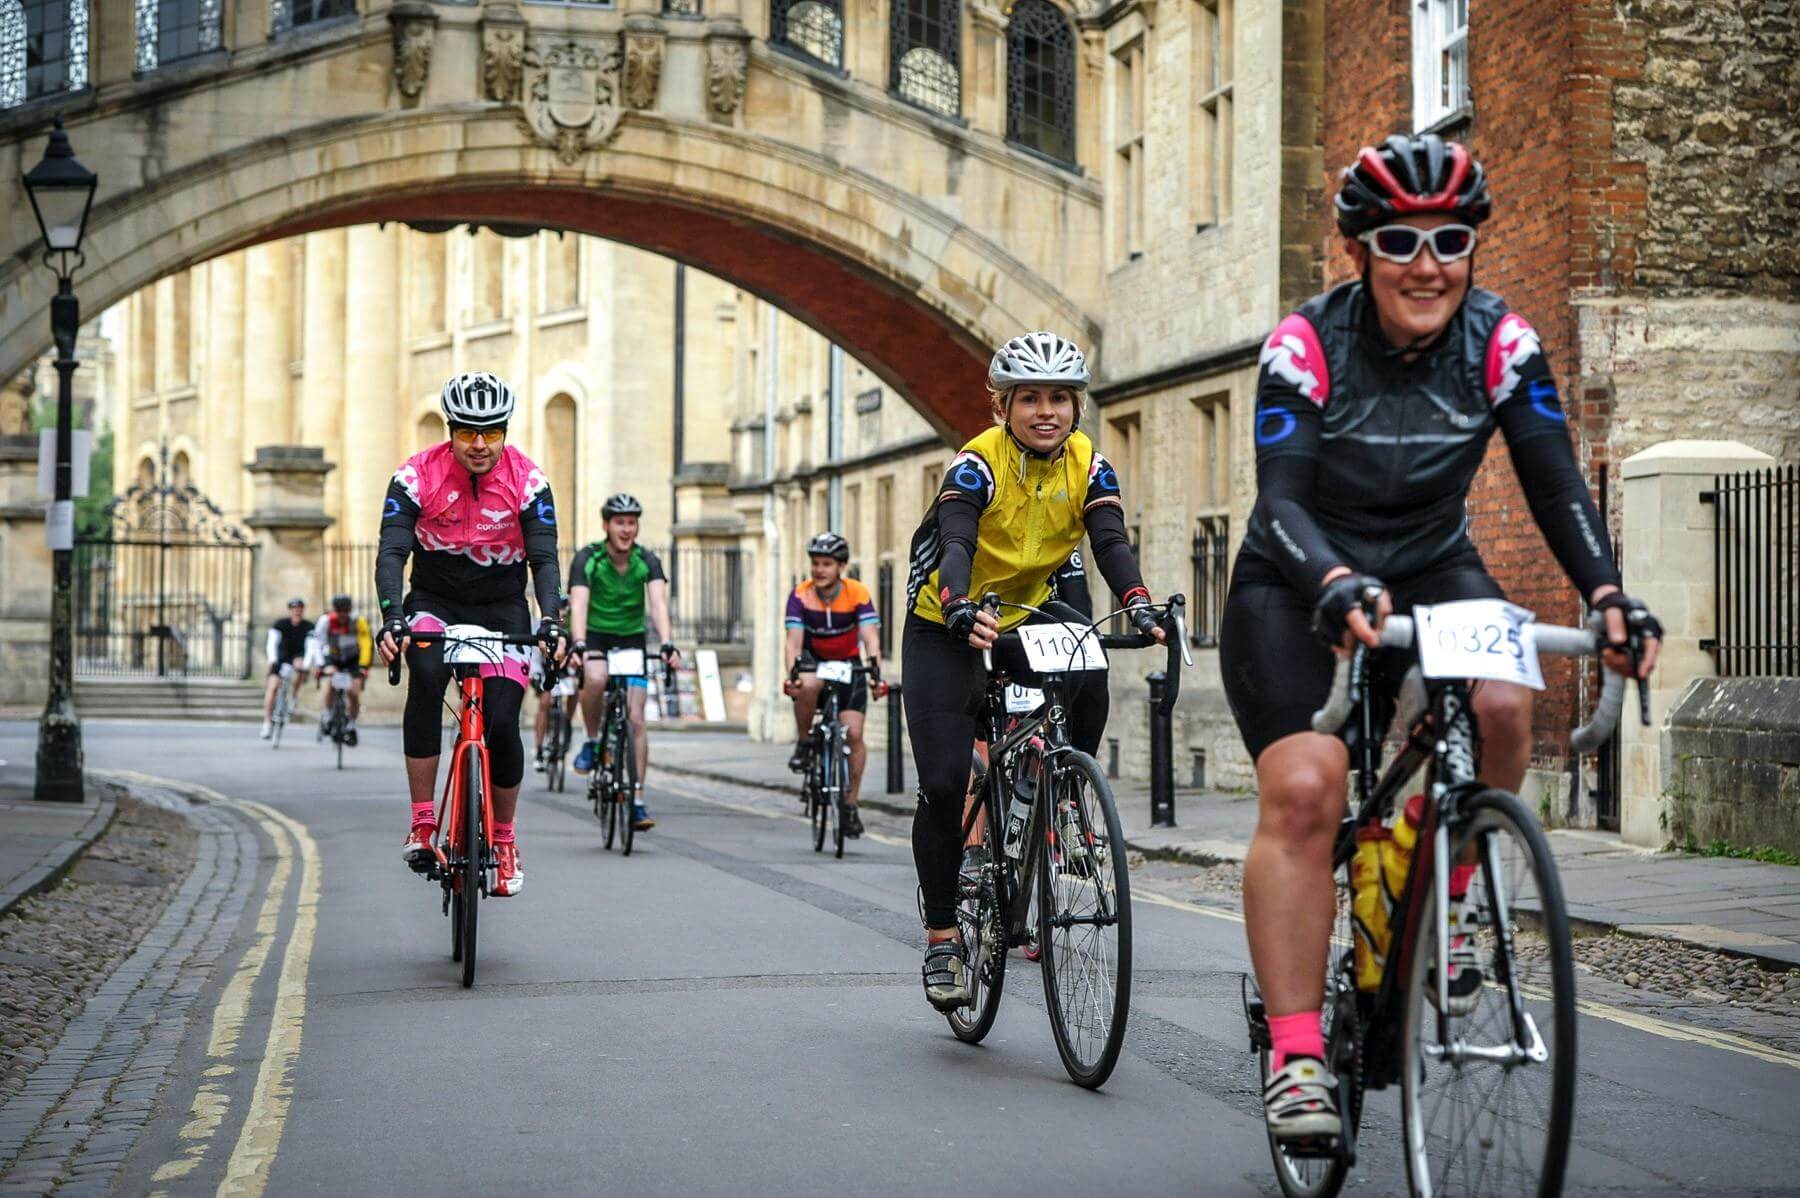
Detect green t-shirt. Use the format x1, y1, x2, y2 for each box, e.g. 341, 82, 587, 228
571, 543, 665, 636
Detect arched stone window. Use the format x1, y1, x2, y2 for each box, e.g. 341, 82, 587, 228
890, 0, 960, 118
543, 393, 578, 539
415, 412, 442, 448
2, 0, 88, 109
136, 0, 222, 72
1006, 0, 1075, 165
771, 0, 842, 69
171, 450, 192, 489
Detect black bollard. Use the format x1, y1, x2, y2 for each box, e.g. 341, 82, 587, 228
886, 681, 905, 794
1147, 671, 1175, 827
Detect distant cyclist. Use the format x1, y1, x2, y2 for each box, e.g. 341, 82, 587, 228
532, 594, 577, 772
782, 531, 886, 839
260, 597, 313, 739
311, 593, 373, 745
375, 372, 568, 899
568, 493, 681, 832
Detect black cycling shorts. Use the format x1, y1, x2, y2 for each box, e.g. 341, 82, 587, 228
402, 590, 532, 788
1220, 551, 1506, 762
802, 657, 869, 714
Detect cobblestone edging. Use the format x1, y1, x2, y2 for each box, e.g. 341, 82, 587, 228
0, 793, 261, 1197
0, 791, 120, 919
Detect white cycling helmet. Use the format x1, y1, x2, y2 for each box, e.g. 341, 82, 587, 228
987, 332, 1091, 393
440, 371, 516, 429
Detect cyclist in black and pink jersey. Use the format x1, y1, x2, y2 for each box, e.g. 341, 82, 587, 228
375, 372, 568, 899
1224, 135, 1661, 1142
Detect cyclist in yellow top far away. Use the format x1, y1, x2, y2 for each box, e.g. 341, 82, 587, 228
310, 593, 373, 745
1221, 133, 1662, 1142
901, 331, 1166, 1012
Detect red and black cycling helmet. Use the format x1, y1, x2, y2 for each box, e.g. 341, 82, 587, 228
1334, 133, 1491, 236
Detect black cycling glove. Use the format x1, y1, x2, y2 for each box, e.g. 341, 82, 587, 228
1311, 573, 1385, 647
1593, 592, 1663, 647
1126, 596, 1161, 639
941, 594, 980, 643
535, 617, 567, 649
380, 615, 410, 647
659, 641, 679, 663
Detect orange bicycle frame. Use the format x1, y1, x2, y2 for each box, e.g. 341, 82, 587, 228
436, 672, 497, 875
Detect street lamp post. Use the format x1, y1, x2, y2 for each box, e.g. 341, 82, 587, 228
22, 117, 98, 804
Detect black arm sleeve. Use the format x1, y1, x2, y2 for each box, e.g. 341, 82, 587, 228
1496, 404, 1620, 597
375, 478, 419, 616
1083, 504, 1148, 603
1249, 454, 1349, 600
934, 496, 982, 600
519, 484, 563, 619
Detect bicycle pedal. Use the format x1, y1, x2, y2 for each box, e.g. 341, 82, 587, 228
1279, 1135, 1344, 1161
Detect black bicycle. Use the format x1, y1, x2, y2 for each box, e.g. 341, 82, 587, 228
316, 667, 358, 771
588, 646, 647, 854
946, 593, 1190, 1088
790, 658, 878, 858
539, 663, 579, 793
1243, 599, 1649, 1198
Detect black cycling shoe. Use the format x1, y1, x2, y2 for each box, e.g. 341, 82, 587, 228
787, 742, 809, 773
841, 804, 864, 838
344, 727, 359, 748
922, 939, 971, 1011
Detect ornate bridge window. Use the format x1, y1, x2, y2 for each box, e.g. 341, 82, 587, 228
271, 0, 356, 36
771, 0, 842, 69
135, 0, 222, 73
2, 0, 89, 109
1005, 0, 1074, 165
890, 0, 960, 118
663, 0, 702, 15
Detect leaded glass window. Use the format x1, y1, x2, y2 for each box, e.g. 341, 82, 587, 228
663, 0, 702, 15
2, 0, 87, 107
1005, 0, 1074, 164
890, 0, 960, 118
771, 0, 842, 69
273, 0, 355, 35
137, 0, 222, 72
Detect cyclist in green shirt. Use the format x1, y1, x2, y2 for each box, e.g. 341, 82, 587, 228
569, 493, 681, 831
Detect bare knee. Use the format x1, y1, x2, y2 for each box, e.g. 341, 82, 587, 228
1255, 739, 1349, 849
1474, 683, 1532, 747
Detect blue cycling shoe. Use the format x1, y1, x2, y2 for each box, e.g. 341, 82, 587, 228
573, 740, 599, 775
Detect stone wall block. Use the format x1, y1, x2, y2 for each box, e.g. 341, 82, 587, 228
0, 437, 50, 706
245, 446, 336, 622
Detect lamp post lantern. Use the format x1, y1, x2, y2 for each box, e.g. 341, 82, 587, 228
22, 116, 97, 804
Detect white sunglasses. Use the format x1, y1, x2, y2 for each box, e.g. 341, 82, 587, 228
1358, 223, 1478, 264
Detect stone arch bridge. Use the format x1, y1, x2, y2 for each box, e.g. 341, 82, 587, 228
0, 0, 1106, 441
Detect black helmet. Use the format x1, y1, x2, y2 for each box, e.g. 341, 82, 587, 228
331, 593, 353, 612
807, 532, 850, 562
601, 493, 643, 519
1335, 134, 1491, 237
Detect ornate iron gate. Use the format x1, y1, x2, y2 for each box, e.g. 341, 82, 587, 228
74, 476, 257, 679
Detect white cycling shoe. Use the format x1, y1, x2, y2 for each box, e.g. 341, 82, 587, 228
1264, 1056, 1342, 1141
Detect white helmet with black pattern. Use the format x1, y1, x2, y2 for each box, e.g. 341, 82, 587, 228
987, 332, 1091, 393
439, 371, 516, 429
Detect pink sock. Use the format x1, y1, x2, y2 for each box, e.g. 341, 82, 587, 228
492, 822, 515, 845
1268, 1010, 1326, 1072
410, 801, 435, 828
1449, 863, 1477, 899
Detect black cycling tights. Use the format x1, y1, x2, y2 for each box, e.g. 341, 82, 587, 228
902, 610, 1108, 929
402, 642, 527, 790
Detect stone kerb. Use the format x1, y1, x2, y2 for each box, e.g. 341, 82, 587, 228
1618, 439, 1775, 847
0, 436, 52, 707
245, 446, 336, 623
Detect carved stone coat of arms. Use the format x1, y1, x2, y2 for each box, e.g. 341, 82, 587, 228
519, 39, 625, 165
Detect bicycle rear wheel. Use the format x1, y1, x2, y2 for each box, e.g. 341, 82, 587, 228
459, 745, 484, 989
617, 715, 637, 857
1036, 749, 1131, 1088
1402, 789, 1575, 1198
947, 780, 1006, 1044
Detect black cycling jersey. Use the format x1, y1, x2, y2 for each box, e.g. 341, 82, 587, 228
1237, 282, 1618, 600
270, 617, 313, 663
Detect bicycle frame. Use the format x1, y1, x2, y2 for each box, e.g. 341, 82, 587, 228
436, 671, 497, 885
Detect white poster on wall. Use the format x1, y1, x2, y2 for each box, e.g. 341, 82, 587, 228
697, 649, 726, 723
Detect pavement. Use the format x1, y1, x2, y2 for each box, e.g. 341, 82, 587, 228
648, 731, 1800, 969
0, 761, 118, 918
0, 718, 1794, 1196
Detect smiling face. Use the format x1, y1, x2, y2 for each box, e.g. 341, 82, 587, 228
1346, 213, 1473, 346
809, 554, 842, 587
606, 514, 639, 552
450, 426, 505, 476
1001, 384, 1078, 454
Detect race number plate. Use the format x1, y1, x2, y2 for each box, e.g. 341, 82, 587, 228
1005, 683, 1046, 714
1016, 623, 1107, 673
329, 671, 354, 691
1415, 600, 1546, 691
552, 676, 578, 697
606, 648, 647, 677
815, 659, 855, 685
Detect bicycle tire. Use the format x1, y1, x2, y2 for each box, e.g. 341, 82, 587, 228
618, 714, 637, 857
271, 682, 288, 749
829, 726, 848, 859
334, 693, 345, 772
1401, 789, 1575, 1198
809, 744, 828, 853
947, 776, 1006, 1044
1036, 749, 1131, 1089
459, 744, 483, 989
601, 767, 619, 848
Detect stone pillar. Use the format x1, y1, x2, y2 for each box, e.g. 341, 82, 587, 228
0, 437, 51, 707
299, 230, 348, 519
1618, 439, 1775, 847
245, 447, 335, 620
93, 0, 137, 88
205, 254, 248, 516
242, 244, 293, 468
230, 0, 272, 50
967, 2, 1009, 139
342, 226, 400, 540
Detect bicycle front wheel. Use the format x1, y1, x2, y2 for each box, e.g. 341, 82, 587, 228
459, 745, 484, 989
829, 727, 848, 859
808, 746, 828, 853
617, 718, 637, 857
1401, 789, 1575, 1198
947, 781, 1006, 1044
1036, 749, 1131, 1088
334, 697, 345, 772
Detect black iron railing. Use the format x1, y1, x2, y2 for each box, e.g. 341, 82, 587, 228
1189, 515, 1229, 648
1703, 464, 1798, 677
662, 545, 748, 645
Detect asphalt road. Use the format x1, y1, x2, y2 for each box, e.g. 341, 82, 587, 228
2, 718, 1796, 1196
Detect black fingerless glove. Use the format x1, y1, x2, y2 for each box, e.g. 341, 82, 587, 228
535, 617, 566, 648
1593, 592, 1664, 646
660, 641, 678, 663
1127, 598, 1161, 639
1311, 574, 1385, 647
941, 594, 979, 642
866, 658, 882, 684
381, 615, 410, 645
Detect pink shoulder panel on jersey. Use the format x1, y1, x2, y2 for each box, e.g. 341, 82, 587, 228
1485, 312, 1543, 407
1259, 313, 1330, 407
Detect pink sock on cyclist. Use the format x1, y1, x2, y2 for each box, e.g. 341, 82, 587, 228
1268, 1010, 1326, 1072
1449, 863, 1477, 900
492, 821, 515, 845
411, 801, 435, 828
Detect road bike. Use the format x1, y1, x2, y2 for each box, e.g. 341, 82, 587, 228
946, 593, 1190, 1088
587, 645, 649, 855
1242, 597, 1650, 1197
539, 663, 579, 793
388, 623, 542, 989
269, 662, 300, 749
790, 658, 880, 858
315, 667, 357, 770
